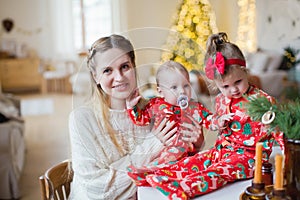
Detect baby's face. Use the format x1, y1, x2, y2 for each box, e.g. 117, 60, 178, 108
215, 68, 249, 99
157, 69, 192, 106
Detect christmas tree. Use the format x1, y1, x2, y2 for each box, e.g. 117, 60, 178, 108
160, 0, 218, 71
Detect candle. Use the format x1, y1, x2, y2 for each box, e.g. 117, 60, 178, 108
254, 142, 263, 183
274, 154, 283, 190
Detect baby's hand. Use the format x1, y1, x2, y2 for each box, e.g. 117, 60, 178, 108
126, 89, 142, 109
218, 113, 234, 128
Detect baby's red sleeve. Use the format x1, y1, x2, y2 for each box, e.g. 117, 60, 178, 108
127, 98, 156, 126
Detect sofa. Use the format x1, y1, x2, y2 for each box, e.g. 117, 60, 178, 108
245, 49, 288, 98
0, 93, 25, 199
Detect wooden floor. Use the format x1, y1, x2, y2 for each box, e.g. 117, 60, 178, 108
17, 93, 74, 200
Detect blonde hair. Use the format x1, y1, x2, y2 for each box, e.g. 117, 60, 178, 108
156, 60, 190, 87
204, 32, 247, 91
86, 34, 136, 155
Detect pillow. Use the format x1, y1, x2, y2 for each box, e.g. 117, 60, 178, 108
263, 50, 283, 72
246, 52, 270, 74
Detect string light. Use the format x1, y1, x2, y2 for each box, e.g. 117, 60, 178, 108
236, 0, 257, 52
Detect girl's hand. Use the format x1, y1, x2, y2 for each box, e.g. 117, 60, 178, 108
218, 113, 234, 128
152, 118, 177, 146
180, 115, 204, 150
126, 89, 141, 109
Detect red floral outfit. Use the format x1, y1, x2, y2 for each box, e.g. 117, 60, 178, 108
145, 86, 285, 200
127, 97, 212, 186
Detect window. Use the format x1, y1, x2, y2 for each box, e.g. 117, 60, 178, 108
72, 0, 112, 51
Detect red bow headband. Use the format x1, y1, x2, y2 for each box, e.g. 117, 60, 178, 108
205, 52, 246, 80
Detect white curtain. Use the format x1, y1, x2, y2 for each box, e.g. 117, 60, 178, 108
48, 0, 76, 60
111, 0, 125, 33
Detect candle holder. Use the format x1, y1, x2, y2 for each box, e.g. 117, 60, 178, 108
240, 181, 273, 200
265, 154, 292, 200
240, 143, 272, 199
245, 182, 266, 199
265, 188, 291, 200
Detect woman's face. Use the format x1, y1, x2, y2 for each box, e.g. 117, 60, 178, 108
93, 48, 136, 103
215, 67, 249, 99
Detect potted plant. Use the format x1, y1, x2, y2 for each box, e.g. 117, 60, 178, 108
246, 97, 300, 199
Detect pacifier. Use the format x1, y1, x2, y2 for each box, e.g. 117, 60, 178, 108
177, 94, 189, 109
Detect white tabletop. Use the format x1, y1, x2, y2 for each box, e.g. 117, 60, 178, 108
137, 146, 282, 200
138, 179, 252, 200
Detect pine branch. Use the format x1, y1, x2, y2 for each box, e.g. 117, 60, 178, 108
247, 96, 300, 140
246, 96, 277, 121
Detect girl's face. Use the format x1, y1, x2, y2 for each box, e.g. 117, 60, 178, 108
215, 68, 249, 99
157, 69, 191, 105
93, 48, 136, 107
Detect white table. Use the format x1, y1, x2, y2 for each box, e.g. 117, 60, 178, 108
138, 146, 282, 200
138, 179, 252, 200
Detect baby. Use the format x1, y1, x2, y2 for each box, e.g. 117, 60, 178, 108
126, 61, 215, 186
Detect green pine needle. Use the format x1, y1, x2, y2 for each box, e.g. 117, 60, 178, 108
246, 97, 300, 140
246, 96, 278, 121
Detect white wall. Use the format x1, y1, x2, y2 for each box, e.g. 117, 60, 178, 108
0, 0, 179, 62
210, 0, 239, 41
0, 0, 76, 61
118, 0, 180, 86
256, 0, 300, 52
0, 0, 237, 63
0, 0, 53, 58
1, 0, 300, 67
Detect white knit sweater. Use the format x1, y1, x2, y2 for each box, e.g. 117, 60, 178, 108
68, 103, 164, 200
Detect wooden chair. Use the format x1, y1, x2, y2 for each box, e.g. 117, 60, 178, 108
39, 160, 73, 200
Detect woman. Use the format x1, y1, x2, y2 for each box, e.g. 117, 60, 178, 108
69, 34, 202, 199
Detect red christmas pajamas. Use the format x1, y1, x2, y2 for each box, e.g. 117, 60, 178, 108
142, 86, 285, 199
127, 97, 212, 185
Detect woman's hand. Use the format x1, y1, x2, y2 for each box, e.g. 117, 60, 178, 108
126, 89, 141, 109
180, 115, 204, 151
152, 118, 177, 146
